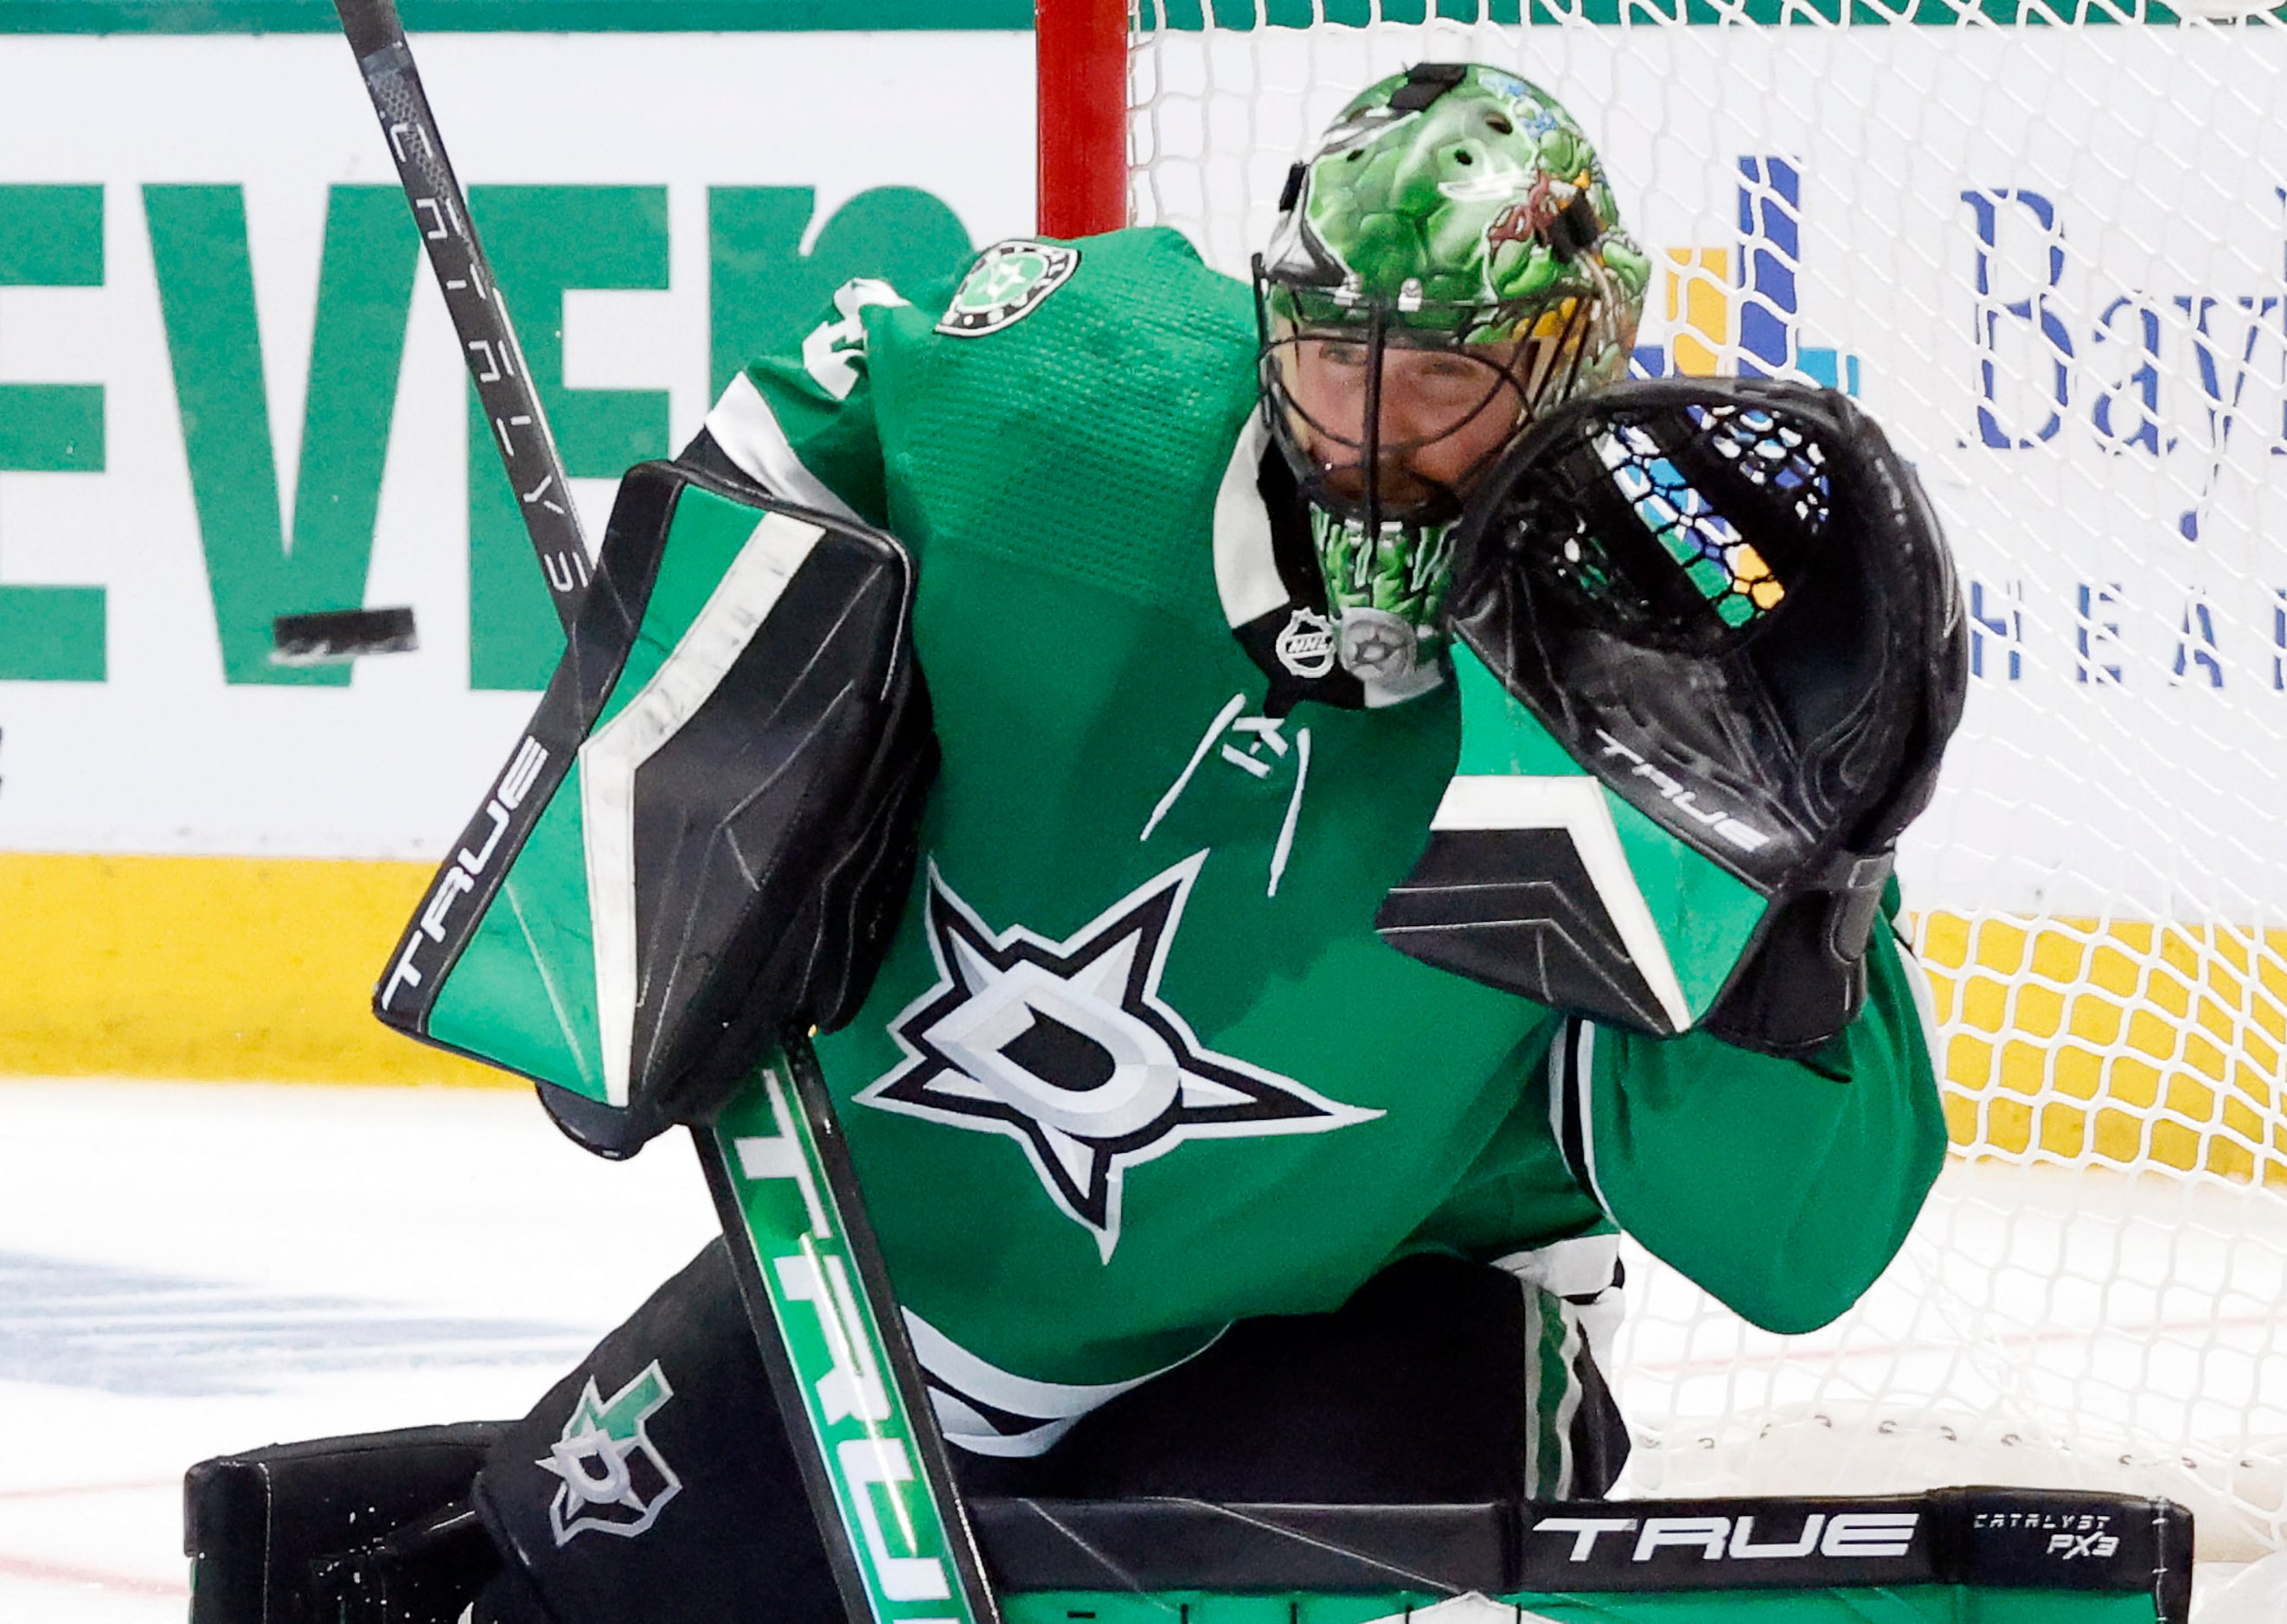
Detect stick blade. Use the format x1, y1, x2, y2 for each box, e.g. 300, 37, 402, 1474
271, 606, 419, 665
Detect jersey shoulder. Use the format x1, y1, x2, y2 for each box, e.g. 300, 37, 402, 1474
876, 225, 1255, 375
862, 227, 1264, 614
932, 224, 1240, 311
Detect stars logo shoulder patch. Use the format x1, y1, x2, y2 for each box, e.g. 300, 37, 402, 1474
855, 854, 1381, 1260
935, 240, 1080, 337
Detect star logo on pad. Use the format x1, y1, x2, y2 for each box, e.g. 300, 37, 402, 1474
535, 1360, 680, 1544
855, 854, 1381, 1260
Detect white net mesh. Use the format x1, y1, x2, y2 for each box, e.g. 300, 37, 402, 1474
1128, 0, 2287, 1562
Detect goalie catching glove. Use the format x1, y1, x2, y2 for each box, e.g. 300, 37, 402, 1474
1377, 377, 1966, 1057
373, 460, 936, 1157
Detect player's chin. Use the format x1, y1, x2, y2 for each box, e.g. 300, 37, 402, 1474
1317, 459, 1444, 509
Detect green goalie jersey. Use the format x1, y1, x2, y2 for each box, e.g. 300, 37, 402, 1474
700, 227, 1947, 1466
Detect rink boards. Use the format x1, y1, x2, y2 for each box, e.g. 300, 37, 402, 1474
0, 17, 2278, 1185
2, 847, 2277, 1189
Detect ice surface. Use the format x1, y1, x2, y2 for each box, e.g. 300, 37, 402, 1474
6, 1082, 2277, 1620
0, 1077, 719, 1621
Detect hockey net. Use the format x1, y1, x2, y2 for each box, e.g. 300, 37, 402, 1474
1043, 0, 2287, 1566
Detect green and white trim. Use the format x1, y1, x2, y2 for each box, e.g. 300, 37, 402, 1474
1498, 1231, 1628, 1501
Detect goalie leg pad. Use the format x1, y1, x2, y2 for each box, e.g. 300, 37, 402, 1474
468, 1241, 841, 1624
183, 1422, 503, 1624
463, 1247, 1627, 1621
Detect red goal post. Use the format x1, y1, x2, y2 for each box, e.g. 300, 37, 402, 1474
1036, 0, 1131, 237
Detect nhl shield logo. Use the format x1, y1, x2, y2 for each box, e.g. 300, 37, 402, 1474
1274, 607, 1337, 679
936, 240, 1080, 337
537, 1360, 682, 1544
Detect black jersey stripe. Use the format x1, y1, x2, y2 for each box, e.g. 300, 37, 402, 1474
1564, 1295, 1633, 1499
1549, 1018, 1609, 1214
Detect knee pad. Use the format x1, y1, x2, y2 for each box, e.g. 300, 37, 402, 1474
184, 1421, 504, 1624
469, 1240, 841, 1624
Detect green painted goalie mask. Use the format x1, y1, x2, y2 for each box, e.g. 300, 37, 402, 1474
1257, 62, 1651, 693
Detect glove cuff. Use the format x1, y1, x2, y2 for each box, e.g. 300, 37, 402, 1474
1699, 849, 1895, 1060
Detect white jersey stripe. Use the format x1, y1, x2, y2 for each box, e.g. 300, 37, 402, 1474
1208, 413, 1284, 629
702, 371, 864, 524
1573, 1021, 1613, 1216
1549, 1301, 1586, 1497
902, 1307, 1220, 1458
578, 511, 823, 1106
1498, 1232, 1627, 1500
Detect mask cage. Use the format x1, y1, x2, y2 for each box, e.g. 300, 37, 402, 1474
1253, 259, 1603, 537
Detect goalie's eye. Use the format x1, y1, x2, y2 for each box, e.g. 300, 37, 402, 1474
1278, 336, 1521, 457
1386, 347, 1509, 412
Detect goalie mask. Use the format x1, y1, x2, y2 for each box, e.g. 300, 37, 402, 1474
1376, 379, 1967, 1056
1257, 61, 1651, 697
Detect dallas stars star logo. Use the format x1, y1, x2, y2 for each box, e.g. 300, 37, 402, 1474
535, 1360, 681, 1545
855, 853, 1381, 1260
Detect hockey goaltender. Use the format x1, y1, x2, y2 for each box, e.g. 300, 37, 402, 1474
183, 55, 2190, 1624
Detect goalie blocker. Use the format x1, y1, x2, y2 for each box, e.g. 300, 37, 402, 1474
1379, 378, 1966, 1058
370, 456, 936, 1157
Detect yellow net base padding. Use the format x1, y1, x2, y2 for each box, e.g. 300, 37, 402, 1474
1916, 911, 2287, 1186
9, 853, 2287, 1159
0, 852, 508, 1087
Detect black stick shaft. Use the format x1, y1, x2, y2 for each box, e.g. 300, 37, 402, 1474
332, 10, 996, 1623
336, 0, 589, 629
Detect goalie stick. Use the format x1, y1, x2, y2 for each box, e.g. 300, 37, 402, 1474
328, 8, 1000, 1623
